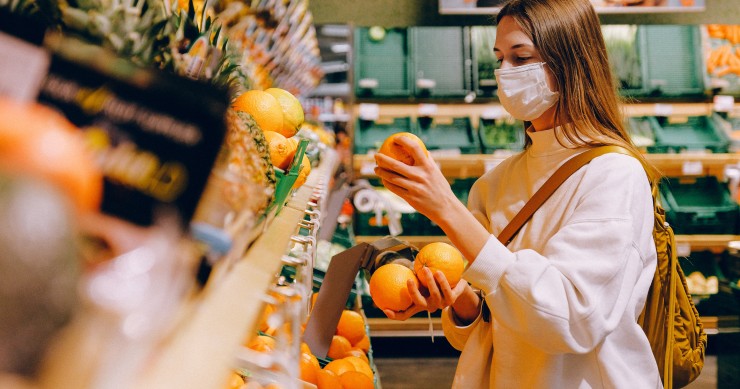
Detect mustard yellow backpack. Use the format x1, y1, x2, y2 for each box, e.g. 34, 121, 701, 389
498, 145, 707, 388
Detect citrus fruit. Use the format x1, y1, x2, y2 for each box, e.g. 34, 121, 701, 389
316, 369, 342, 389
224, 372, 245, 389
369, 263, 417, 311
263, 131, 294, 171
343, 348, 369, 364
378, 132, 429, 166
339, 371, 374, 389
292, 155, 311, 189
232, 90, 284, 134
353, 335, 370, 353
301, 342, 313, 355
265, 88, 305, 137
336, 310, 366, 345
245, 334, 276, 352
323, 358, 355, 377
299, 351, 320, 385
343, 356, 374, 381
0, 100, 103, 213
327, 335, 352, 360
414, 242, 465, 287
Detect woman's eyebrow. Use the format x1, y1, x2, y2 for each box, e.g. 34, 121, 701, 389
493, 43, 534, 53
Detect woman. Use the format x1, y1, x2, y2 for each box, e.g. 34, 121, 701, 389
374, 0, 662, 387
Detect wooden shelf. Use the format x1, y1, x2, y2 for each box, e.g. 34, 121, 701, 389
366, 317, 444, 338
356, 235, 740, 254
354, 153, 740, 179
364, 315, 738, 337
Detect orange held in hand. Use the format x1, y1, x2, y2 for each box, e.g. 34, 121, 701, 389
414, 242, 465, 288
369, 263, 418, 311
378, 132, 428, 165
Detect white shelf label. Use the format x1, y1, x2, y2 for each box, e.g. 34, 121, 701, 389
418, 104, 438, 117
0, 32, 50, 102
484, 159, 502, 173
676, 242, 692, 258
654, 103, 673, 117
714, 95, 735, 113
481, 106, 506, 120
682, 161, 704, 176
358, 103, 380, 121
360, 160, 377, 176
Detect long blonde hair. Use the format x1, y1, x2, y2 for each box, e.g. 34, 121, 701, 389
497, 0, 660, 182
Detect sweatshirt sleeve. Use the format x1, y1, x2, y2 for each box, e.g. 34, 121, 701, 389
441, 304, 485, 351
463, 155, 653, 355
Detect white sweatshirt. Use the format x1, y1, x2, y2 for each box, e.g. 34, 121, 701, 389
441, 128, 662, 389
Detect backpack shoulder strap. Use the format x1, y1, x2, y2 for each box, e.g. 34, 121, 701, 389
498, 145, 633, 245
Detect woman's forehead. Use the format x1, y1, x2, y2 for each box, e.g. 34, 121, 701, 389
494, 17, 533, 51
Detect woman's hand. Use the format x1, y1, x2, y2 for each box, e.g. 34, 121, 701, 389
383, 267, 469, 321
374, 136, 459, 225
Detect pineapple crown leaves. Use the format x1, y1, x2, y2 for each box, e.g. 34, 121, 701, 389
56, 0, 170, 67
160, 0, 248, 93
0, 0, 61, 26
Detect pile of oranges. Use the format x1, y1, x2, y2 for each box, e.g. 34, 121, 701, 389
232, 89, 310, 189
299, 308, 374, 389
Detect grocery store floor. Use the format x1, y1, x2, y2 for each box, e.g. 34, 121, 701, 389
371, 337, 721, 389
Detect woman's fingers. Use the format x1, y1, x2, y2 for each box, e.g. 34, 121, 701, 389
394, 136, 431, 166
421, 267, 443, 309
407, 277, 428, 309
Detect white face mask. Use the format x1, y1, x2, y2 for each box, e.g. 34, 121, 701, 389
495, 62, 559, 121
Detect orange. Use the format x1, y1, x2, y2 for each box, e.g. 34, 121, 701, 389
292, 155, 311, 189
263, 131, 293, 171
338, 371, 374, 389
343, 356, 374, 381
301, 342, 313, 355
414, 242, 465, 288
245, 334, 276, 352
316, 369, 342, 389
0, 100, 103, 213
343, 348, 369, 364
265, 88, 305, 137
224, 372, 245, 389
327, 335, 352, 360
336, 310, 366, 345
232, 90, 284, 134
323, 358, 355, 377
378, 132, 428, 166
310, 292, 319, 311
258, 303, 276, 334
299, 351, 320, 385
369, 263, 417, 311
353, 335, 370, 353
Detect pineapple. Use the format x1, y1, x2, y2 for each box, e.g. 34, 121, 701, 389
221, 109, 276, 219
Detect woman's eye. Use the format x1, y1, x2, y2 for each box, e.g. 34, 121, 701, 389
495, 58, 503, 65
516, 57, 532, 63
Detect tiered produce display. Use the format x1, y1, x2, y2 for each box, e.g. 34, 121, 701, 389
0, 1, 362, 389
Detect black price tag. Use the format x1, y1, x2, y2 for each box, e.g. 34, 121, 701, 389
37, 52, 229, 228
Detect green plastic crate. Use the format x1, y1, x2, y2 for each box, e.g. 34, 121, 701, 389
638, 25, 706, 97
410, 27, 472, 97
471, 26, 499, 98
417, 116, 480, 154
354, 27, 412, 97
354, 117, 415, 154
626, 116, 656, 150
478, 118, 525, 153
660, 176, 739, 235
645, 115, 730, 153
603, 25, 645, 97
